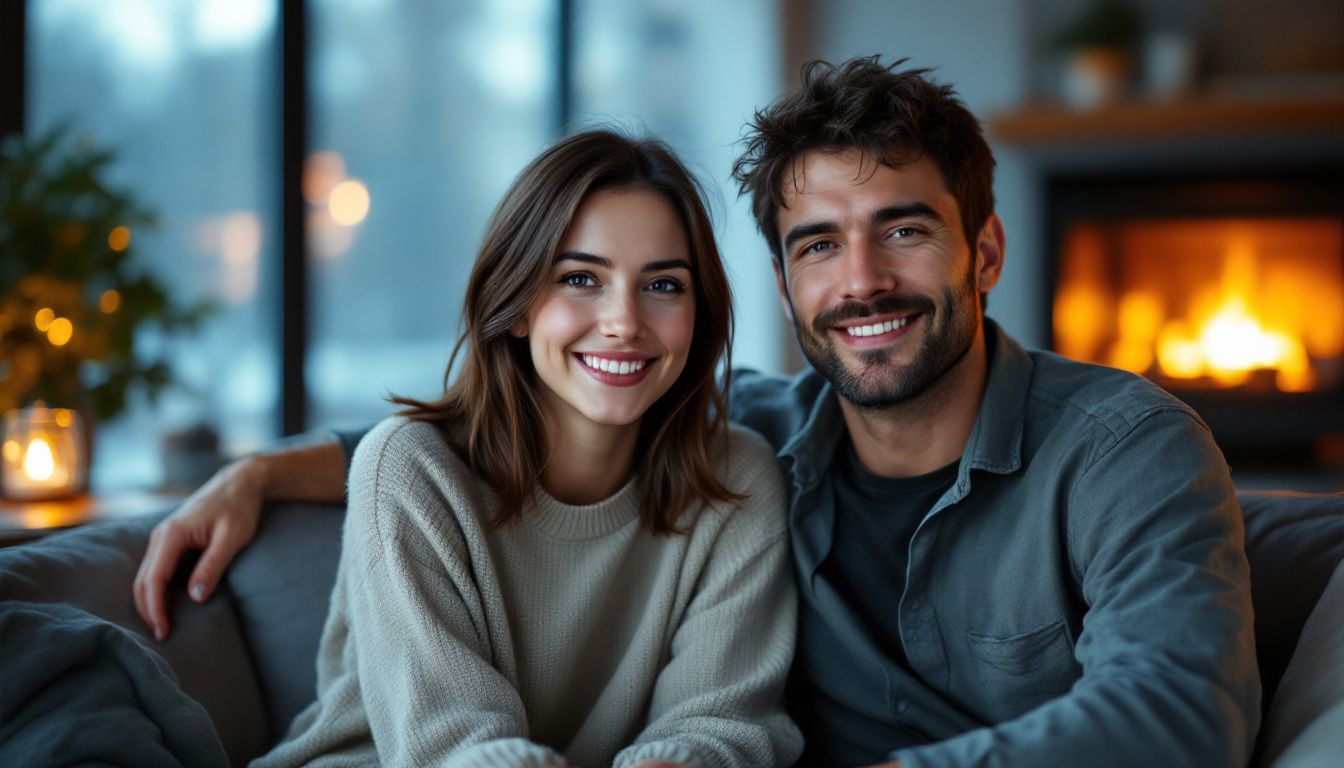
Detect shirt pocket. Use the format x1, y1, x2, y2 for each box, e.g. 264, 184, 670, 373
964, 619, 1081, 720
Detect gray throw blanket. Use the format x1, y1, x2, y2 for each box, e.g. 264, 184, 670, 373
0, 601, 228, 768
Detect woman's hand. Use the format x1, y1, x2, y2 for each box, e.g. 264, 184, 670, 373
133, 455, 266, 641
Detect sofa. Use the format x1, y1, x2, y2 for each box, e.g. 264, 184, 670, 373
1, 491, 1342, 766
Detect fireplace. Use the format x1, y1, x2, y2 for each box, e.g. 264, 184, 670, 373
1047, 169, 1344, 463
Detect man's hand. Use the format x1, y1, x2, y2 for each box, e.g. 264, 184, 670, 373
860, 761, 902, 768
133, 455, 267, 641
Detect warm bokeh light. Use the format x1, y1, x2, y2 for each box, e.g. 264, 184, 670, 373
108, 225, 132, 252
53, 409, 74, 428
2, 440, 19, 463
99, 289, 122, 313
1054, 218, 1343, 392
23, 437, 56, 482
328, 180, 370, 226
34, 307, 56, 332
46, 317, 74, 346
304, 150, 347, 205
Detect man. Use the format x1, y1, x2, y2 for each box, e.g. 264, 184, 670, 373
135, 57, 1258, 766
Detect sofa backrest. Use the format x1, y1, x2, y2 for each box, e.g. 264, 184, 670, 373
225, 501, 344, 741
1239, 490, 1344, 719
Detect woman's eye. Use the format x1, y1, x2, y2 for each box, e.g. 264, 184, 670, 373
561, 272, 597, 288
647, 277, 685, 294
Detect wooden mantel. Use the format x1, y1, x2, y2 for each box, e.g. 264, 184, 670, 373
989, 96, 1344, 145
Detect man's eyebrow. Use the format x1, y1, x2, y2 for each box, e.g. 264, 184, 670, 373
782, 221, 840, 256
872, 203, 943, 225
781, 203, 944, 256
555, 252, 692, 272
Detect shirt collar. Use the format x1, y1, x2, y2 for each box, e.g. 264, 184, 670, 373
962, 319, 1029, 477
779, 318, 1030, 492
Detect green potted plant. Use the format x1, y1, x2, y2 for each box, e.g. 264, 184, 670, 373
1049, 0, 1144, 107
0, 127, 213, 491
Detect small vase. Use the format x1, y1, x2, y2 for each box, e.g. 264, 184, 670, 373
1062, 47, 1134, 108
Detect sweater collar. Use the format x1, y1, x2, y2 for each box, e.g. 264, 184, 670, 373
526, 475, 641, 540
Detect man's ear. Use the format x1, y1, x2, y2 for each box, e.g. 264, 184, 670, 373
771, 258, 795, 324
974, 214, 1006, 295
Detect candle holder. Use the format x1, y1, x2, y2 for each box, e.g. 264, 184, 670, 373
1, 406, 88, 501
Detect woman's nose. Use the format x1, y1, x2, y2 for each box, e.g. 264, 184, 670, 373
598, 291, 643, 340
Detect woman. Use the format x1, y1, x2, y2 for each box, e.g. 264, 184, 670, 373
252, 131, 800, 767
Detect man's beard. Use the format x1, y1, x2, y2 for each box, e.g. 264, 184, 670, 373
790, 273, 980, 410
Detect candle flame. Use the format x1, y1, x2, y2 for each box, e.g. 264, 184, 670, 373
23, 438, 56, 482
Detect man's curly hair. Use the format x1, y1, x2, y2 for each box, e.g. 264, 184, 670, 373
732, 56, 996, 268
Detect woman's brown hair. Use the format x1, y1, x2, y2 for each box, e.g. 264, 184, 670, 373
393, 130, 741, 533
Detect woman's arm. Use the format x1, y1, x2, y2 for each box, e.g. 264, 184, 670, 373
615, 435, 803, 768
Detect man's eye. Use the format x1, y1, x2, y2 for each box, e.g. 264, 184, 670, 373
647, 277, 685, 294
889, 226, 923, 239
800, 241, 834, 256
561, 272, 597, 288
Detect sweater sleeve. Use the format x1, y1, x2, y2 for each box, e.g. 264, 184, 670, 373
615, 432, 803, 768
344, 420, 568, 767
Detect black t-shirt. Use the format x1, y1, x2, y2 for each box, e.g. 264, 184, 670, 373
820, 439, 959, 668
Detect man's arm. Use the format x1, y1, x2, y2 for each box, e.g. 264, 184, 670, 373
133, 430, 359, 640
892, 408, 1259, 768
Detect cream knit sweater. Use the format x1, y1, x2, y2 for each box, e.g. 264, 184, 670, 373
253, 417, 801, 768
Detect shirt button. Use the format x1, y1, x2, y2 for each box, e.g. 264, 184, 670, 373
897, 700, 909, 714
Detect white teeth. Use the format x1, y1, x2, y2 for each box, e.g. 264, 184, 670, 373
845, 316, 911, 337
581, 354, 646, 374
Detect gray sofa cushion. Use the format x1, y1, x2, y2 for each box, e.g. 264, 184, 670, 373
0, 516, 269, 765
226, 502, 344, 742
1240, 491, 1344, 714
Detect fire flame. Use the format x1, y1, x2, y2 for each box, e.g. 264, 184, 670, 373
1054, 220, 1343, 392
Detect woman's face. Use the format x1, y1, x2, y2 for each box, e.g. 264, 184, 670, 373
524, 187, 696, 436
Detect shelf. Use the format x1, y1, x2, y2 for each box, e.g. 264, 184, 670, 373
989, 96, 1344, 145
0, 490, 184, 546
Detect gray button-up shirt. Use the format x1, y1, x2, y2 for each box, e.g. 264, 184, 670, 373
729, 321, 1259, 767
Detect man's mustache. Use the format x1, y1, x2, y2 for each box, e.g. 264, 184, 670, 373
811, 292, 936, 336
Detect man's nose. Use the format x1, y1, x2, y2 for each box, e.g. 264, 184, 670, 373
840, 239, 896, 300
598, 290, 644, 341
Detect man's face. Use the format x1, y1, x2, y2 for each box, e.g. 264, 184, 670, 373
773, 150, 1001, 410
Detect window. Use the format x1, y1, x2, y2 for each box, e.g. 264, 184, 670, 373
21, 0, 783, 488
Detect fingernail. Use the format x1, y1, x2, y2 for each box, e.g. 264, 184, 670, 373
155, 626, 165, 642
190, 584, 206, 602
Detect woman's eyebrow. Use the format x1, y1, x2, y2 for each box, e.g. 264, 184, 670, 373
556, 252, 692, 273
556, 251, 610, 268
642, 259, 692, 272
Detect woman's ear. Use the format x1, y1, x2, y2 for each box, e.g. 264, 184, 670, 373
510, 322, 528, 338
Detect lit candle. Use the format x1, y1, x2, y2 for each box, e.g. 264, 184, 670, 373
2, 406, 87, 501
